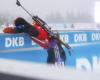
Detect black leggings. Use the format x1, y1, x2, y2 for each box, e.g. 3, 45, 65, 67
47, 47, 66, 64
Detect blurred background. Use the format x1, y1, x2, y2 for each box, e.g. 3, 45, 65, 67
0, 0, 100, 80
0, 0, 100, 24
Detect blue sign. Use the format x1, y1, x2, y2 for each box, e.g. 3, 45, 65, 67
0, 31, 100, 70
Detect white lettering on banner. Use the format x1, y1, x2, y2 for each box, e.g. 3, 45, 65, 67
74, 34, 87, 43
5, 37, 24, 47
92, 33, 100, 41
32, 41, 36, 45
93, 56, 100, 70
76, 58, 92, 71
76, 56, 100, 71
60, 34, 69, 43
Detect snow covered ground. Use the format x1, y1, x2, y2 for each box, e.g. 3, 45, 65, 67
0, 59, 100, 80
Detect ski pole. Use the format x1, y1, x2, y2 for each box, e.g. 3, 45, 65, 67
16, 0, 33, 18
16, 0, 52, 35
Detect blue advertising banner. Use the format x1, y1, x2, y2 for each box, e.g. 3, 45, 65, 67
0, 31, 100, 70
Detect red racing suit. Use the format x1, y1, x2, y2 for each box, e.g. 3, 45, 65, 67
3, 23, 50, 49
31, 23, 50, 49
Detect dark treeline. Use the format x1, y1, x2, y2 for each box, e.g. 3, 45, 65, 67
0, 12, 94, 25
45, 12, 94, 23
0, 13, 15, 25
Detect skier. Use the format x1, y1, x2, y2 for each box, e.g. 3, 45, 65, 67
3, 17, 71, 65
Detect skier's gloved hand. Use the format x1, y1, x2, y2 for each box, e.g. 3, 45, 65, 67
32, 16, 38, 19
32, 16, 38, 21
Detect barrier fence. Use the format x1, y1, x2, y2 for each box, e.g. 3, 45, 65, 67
0, 31, 100, 70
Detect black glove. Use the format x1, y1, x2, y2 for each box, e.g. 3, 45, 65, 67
68, 48, 72, 56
